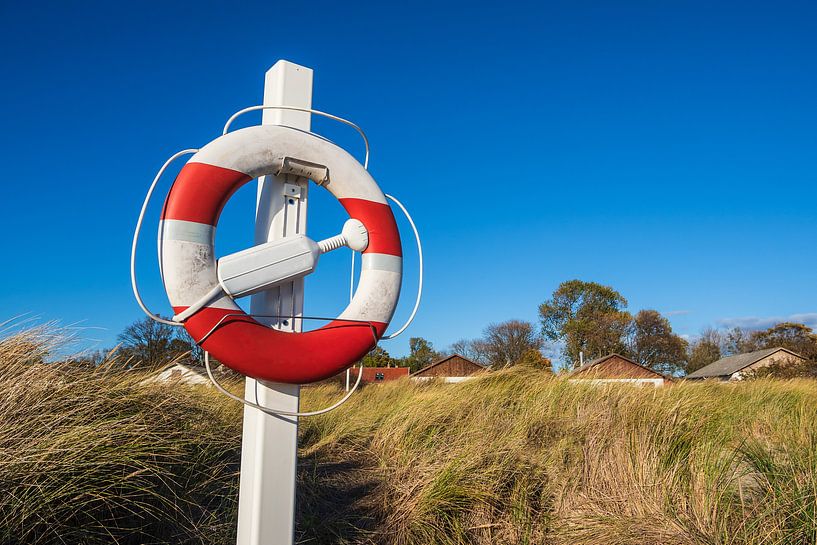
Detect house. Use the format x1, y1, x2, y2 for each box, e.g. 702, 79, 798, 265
685, 347, 807, 381
411, 354, 486, 383
146, 362, 211, 386
568, 353, 667, 387
348, 366, 410, 384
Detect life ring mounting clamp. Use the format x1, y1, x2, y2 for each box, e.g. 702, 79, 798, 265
273, 155, 329, 186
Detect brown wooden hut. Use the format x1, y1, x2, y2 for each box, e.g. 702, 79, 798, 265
569, 353, 667, 387
411, 354, 486, 383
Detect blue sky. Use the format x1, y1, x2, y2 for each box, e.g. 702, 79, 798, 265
0, 1, 815, 361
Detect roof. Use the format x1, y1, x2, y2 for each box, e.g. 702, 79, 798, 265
686, 347, 805, 379
349, 367, 410, 382
156, 362, 208, 376
143, 362, 211, 386
410, 354, 486, 377
569, 353, 664, 379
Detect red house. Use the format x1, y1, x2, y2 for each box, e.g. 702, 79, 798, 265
348, 367, 410, 384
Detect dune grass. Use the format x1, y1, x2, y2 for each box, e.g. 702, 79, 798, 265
0, 325, 242, 545
298, 370, 817, 545
0, 325, 815, 544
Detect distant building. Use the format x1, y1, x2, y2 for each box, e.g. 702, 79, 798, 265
411, 354, 486, 383
569, 353, 667, 387
147, 363, 211, 386
349, 367, 410, 384
685, 347, 807, 381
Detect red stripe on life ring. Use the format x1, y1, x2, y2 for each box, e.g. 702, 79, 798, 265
178, 306, 387, 383
161, 163, 251, 225
340, 198, 402, 257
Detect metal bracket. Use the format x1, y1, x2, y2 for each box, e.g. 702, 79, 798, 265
273, 156, 329, 186
283, 182, 302, 200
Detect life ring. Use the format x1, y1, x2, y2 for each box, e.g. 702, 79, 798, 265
158, 125, 402, 383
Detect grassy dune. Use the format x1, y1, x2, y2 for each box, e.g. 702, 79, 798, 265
0, 326, 242, 545
1, 327, 815, 544
300, 371, 817, 545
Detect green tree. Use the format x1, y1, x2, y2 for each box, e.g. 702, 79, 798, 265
482, 320, 544, 368
404, 337, 440, 373
627, 310, 687, 375
360, 346, 397, 367
539, 280, 631, 366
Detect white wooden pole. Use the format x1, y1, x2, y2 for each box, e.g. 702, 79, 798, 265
345, 253, 355, 391
236, 60, 313, 545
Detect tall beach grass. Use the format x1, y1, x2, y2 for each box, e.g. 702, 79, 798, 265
0, 324, 815, 544
0, 324, 242, 545
298, 368, 817, 544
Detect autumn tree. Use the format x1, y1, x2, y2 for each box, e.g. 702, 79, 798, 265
748, 322, 817, 360
449, 338, 490, 365
686, 322, 817, 376
515, 348, 553, 372
481, 320, 543, 368
539, 280, 631, 366
722, 327, 753, 356
626, 309, 687, 375
687, 328, 722, 374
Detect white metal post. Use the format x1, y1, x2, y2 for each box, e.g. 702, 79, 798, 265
236, 60, 313, 545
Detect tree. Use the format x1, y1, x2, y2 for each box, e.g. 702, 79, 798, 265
722, 327, 753, 356
64, 349, 111, 369
539, 280, 631, 367
626, 310, 687, 375
361, 346, 397, 367
515, 348, 553, 372
685, 322, 817, 376
482, 320, 544, 368
687, 328, 722, 374
117, 317, 195, 370
748, 322, 817, 360
403, 337, 440, 373
449, 338, 490, 365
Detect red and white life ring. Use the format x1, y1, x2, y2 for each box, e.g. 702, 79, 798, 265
159, 125, 402, 384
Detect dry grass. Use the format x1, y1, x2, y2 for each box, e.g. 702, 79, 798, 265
299, 371, 817, 545
1, 324, 815, 544
0, 324, 242, 545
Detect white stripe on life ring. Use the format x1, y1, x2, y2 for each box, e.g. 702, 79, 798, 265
340, 265, 401, 324
362, 253, 402, 274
